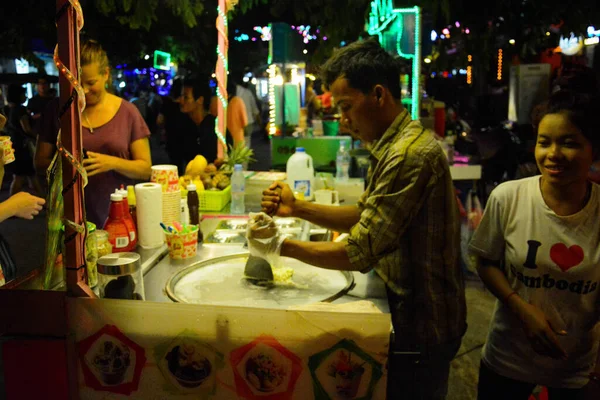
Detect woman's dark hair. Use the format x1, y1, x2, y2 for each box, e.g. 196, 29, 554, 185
320, 38, 402, 99
6, 84, 25, 104
534, 90, 600, 152
183, 75, 212, 110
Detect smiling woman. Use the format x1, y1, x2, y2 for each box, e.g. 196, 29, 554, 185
535, 91, 599, 216
35, 40, 152, 226
469, 88, 600, 400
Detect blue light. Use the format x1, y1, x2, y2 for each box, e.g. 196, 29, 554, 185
431, 30, 437, 41
340, 41, 347, 46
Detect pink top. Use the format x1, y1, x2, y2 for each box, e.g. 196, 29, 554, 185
83, 100, 150, 226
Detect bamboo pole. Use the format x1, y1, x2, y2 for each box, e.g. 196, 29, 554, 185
55, 0, 93, 298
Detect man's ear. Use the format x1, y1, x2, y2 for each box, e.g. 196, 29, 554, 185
196, 96, 204, 107
373, 85, 385, 104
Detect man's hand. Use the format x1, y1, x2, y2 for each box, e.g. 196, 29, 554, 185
261, 182, 295, 217
515, 301, 568, 360
83, 151, 116, 177
246, 212, 286, 264
6, 192, 45, 220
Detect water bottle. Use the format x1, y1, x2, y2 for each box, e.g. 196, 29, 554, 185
336, 141, 351, 181
230, 164, 245, 215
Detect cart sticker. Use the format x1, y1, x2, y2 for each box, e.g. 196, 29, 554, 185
230, 334, 302, 399
154, 329, 224, 396
309, 339, 383, 400
77, 324, 146, 395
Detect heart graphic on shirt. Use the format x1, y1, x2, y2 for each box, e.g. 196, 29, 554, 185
549, 243, 584, 272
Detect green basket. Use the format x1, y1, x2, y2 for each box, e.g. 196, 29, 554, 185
199, 184, 231, 211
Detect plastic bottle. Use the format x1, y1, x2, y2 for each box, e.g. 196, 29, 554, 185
180, 198, 190, 225
286, 147, 315, 200
230, 164, 246, 215
187, 183, 203, 243
116, 188, 137, 248
336, 141, 351, 181
103, 193, 135, 252
126, 185, 137, 226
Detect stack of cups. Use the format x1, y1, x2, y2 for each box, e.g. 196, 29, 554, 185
151, 165, 181, 227
0, 136, 15, 165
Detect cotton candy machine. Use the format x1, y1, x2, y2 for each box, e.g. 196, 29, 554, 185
165, 253, 354, 309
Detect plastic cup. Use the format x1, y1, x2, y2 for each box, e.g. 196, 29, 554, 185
0, 136, 15, 164
165, 228, 199, 260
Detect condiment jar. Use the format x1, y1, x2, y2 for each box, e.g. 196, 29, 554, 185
97, 252, 144, 300
94, 229, 112, 258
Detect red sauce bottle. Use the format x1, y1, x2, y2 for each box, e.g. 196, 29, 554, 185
103, 193, 135, 252
117, 188, 137, 249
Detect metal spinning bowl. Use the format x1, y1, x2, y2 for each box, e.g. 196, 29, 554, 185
165, 253, 354, 309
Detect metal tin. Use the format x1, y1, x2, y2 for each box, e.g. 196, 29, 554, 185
97, 252, 141, 275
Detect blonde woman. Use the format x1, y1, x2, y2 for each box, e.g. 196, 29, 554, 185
36, 40, 152, 225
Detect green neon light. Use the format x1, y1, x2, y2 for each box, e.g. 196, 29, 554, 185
412, 6, 421, 120
367, 0, 395, 35
153, 50, 171, 71
267, 23, 273, 65
368, 4, 421, 120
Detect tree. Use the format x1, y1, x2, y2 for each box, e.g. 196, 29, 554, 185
0, 0, 216, 72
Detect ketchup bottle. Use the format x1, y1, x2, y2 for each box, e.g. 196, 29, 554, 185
103, 193, 135, 252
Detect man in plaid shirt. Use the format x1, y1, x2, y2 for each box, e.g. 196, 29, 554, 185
259, 39, 466, 399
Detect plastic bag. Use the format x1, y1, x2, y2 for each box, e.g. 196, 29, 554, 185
246, 212, 285, 267
460, 190, 483, 275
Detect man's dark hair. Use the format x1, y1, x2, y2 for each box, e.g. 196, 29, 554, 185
38, 74, 49, 84
320, 38, 401, 99
183, 76, 212, 110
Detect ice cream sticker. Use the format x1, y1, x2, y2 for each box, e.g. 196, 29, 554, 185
309, 339, 383, 400
154, 329, 224, 396
230, 334, 302, 399
77, 324, 146, 395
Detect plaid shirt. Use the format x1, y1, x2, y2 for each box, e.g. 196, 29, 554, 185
346, 109, 466, 347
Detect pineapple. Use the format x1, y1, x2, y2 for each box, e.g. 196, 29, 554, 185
219, 142, 256, 173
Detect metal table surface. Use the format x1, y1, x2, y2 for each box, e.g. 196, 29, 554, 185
142, 218, 390, 313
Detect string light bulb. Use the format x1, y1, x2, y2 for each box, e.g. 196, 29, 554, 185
497, 49, 503, 81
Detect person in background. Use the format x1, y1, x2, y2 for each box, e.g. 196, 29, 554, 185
0, 113, 45, 222
317, 82, 334, 114
2, 84, 42, 196
35, 40, 152, 226
257, 39, 466, 399
226, 79, 248, 147
179, 76, 217, 167
130, 85, 150, 124
208, 80, 248, 149
34, 97, 59, 177
470, 90, 600, 400
27, 75, 55, 132
305, 79, 318, 126
236, 79, 260, 148
157, 77, 195, 175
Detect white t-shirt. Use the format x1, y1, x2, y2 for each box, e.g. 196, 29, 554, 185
236, 85, 259, 126
470, 176, 600, 388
